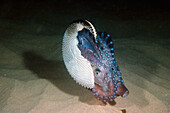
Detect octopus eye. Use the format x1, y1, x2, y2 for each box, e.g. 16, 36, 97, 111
111, 67, 114, 71
95, 68, 101, 76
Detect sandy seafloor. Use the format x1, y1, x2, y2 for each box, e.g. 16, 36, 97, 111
0, 1, 170, 113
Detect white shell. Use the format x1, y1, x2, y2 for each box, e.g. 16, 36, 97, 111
62, 20, 97, 89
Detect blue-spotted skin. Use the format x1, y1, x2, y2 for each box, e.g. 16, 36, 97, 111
77, 28, 129, 103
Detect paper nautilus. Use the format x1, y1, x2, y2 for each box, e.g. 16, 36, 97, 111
62, 19, 129, 103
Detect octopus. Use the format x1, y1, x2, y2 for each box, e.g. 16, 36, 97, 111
62, 19, 129, 103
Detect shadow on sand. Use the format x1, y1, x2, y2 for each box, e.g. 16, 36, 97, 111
22, 51, 116, 106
